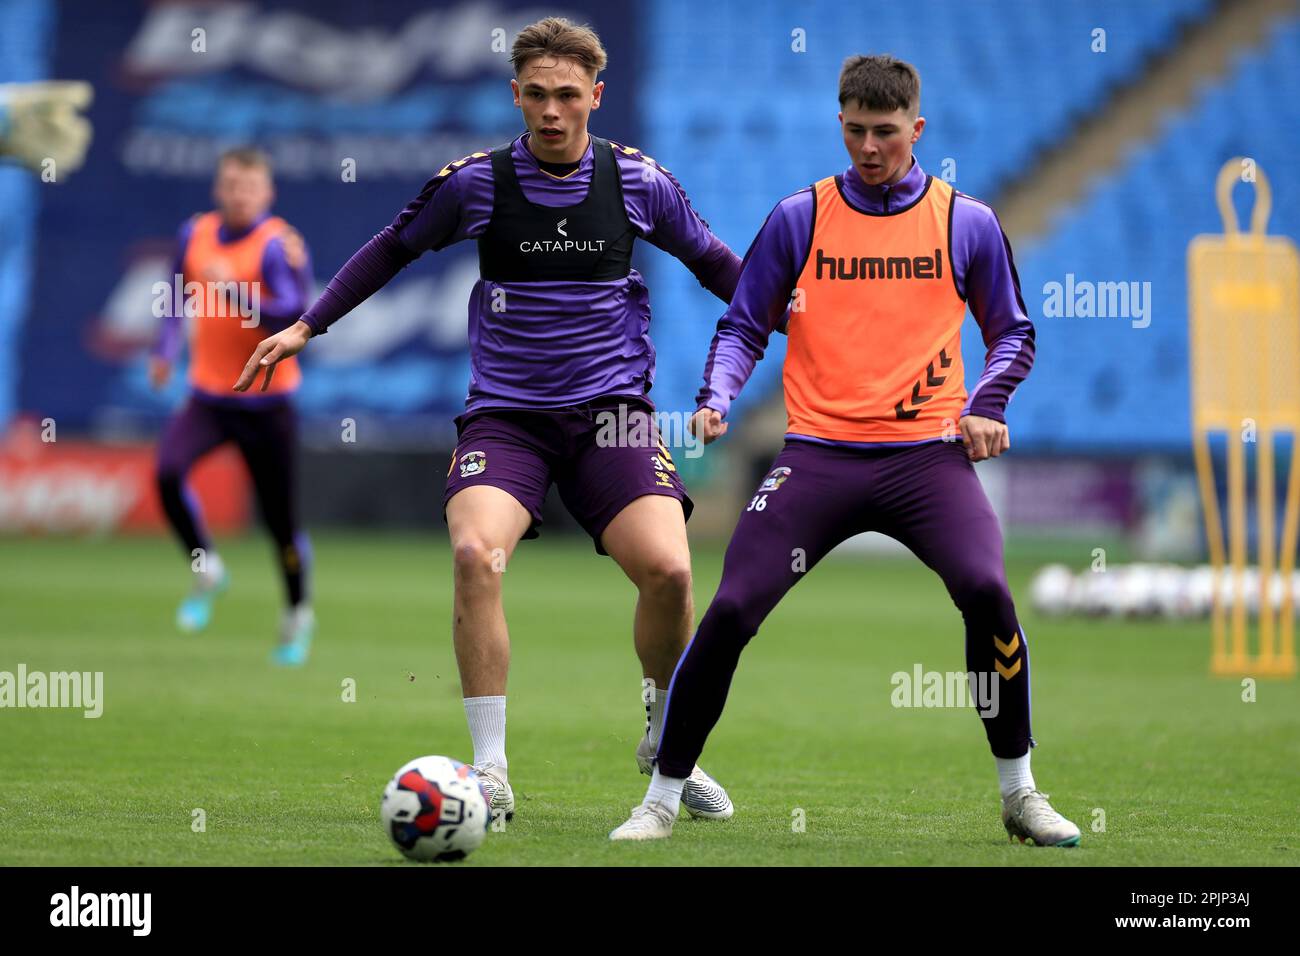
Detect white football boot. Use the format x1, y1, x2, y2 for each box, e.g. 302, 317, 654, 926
1001, 788, 1081, 847
609, 800, 676, 841
635, 732, 734, 820
472, 763, 515, 823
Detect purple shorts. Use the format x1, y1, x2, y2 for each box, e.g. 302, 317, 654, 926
442, 397, 693, 554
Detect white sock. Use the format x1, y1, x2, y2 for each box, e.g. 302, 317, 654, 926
645, 680, 668, 746
197, 552, 225, 588
645, 767, 684, 815
463, 696, 507, 772
279, 604, 313, 642
996, 753, 1035, 799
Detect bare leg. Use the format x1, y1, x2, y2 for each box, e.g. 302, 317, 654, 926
600, 494, 694, 689
446, 485, 531, 697
601, 493, 735, 823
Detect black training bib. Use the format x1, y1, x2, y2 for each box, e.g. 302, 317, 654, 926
477, 136, 637, 282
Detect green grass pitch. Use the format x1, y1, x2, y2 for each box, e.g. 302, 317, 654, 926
1, 532, 1296, 866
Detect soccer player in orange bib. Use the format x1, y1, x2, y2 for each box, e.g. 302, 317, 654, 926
150, 147, 315, 666
612, 55, 1080, 846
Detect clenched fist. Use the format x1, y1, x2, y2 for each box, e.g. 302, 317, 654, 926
689, 407, 729, 445
958, 414, 1010, 461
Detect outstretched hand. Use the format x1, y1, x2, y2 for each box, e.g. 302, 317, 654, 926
233, 320, 313, 392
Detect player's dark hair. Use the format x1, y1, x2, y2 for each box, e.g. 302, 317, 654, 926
217, 146, 272, 175
838, 54, 920, 115
511, 16, 608, 79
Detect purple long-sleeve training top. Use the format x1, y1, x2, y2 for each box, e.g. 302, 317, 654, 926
300, 132, 742, 413
696, 158, 1035, 445
153, 212, 311, 363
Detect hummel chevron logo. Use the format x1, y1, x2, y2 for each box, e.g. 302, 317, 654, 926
556, 218, 568, 237
994, 631, 1022, 680
895, 350, 953, 420
995, 658, 1022, 680
926, 362, 947, 388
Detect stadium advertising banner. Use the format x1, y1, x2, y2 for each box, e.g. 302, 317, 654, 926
22, 0, 640, 442
0, 421, 250, 534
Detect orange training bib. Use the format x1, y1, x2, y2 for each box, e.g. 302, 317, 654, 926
183, 211, 301, 397
785, 175, 967, 442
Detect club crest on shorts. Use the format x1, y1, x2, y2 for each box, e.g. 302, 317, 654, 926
759, 466, 792, 492
459, 450, 487, 478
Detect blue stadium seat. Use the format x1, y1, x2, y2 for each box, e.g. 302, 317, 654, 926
1012, 14, 1300, 451
639, 0, 1218, 429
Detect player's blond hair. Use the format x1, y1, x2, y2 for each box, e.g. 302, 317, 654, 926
510, 17, 608, 79
839, 54, 921, 116
217, 146, 272, 175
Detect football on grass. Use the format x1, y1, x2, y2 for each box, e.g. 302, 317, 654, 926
380, 756, 492, 862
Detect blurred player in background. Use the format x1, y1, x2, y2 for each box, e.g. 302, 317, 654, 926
235, 18, 741, 822
613, 55, 1080, 847
152, 147, 315, 666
